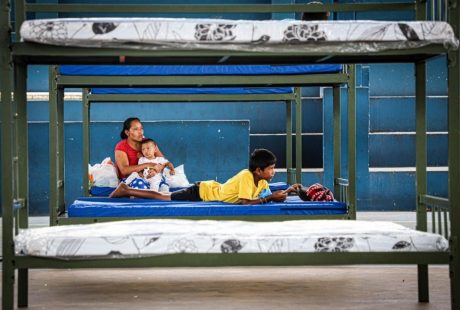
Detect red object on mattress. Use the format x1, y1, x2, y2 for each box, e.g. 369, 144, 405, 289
298, 183, 335, 202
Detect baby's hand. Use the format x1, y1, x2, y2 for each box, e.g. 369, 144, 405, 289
169, 167, 176, 175
146, 168, 158, 178
147, 163, 161, 173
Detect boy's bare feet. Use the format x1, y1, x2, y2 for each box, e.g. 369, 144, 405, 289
109, 183, 129, 198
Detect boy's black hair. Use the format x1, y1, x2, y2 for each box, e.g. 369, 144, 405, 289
249, 149, 277, 172
301, 1, 329, 21
120, 117, 141, 139
141, 138, 157, 146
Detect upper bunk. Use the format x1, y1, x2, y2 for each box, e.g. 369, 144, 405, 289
7, 2, 459, 66
55, 63, 347, 88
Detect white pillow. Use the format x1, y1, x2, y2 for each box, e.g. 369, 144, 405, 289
164, 164, 190, 188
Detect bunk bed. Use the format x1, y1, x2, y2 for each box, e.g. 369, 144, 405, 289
1, 1, 459, 309
50, 63, 353, 224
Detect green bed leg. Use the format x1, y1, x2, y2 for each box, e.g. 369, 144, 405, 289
1, 0, 16, 307
417, 265, 429, 302
18, 270, 29, 307
447, 2, 460, 306
49, 65, 66, 225
49, 66, 58, 225
82, 88, 91, 196
15, 61, 30, 307
294, 87, 302, 184
415, 0, 430, 302
347, 65, 357, 220
415, 60, 429, 302
332, 85, 341, 196
286, 99, 293, 184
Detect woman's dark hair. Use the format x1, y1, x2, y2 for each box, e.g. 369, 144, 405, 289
302, 1, 329, 21
249, 149, 277, 172
120, 117, 141, 139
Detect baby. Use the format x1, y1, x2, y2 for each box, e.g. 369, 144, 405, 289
138, 138, 175, 192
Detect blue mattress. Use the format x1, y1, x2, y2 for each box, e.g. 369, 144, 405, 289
68, 196, 347, 217
62, 64, 342, 95
60, 64, 343, 76
90, 87, 294, 95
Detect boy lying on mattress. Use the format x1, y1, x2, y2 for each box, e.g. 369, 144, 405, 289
111, 148, 290, 204
110, 148, 334, 204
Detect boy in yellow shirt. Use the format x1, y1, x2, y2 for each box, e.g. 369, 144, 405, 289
109, 148, 291, 204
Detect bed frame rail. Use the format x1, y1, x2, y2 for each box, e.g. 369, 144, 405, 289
420, 194, 450, 239
335, 177, 349, 204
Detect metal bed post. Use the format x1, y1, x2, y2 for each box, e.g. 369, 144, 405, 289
82, 88, 91, 196
14, 17, 29, 307
447, 0, 460, 307
415, 60, 429, 302
49, 65, 65, 226
286, 96, 294, 184
347, 64, 357, 220
14, 61, 30, 307
1, 0, 16, 308
415, 0, 430, 302
332, 85, 341, 197
294, 86, 302, 184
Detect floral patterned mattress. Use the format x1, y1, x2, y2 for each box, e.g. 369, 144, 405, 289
20, 18, 458, 53
15, 219, 448, 258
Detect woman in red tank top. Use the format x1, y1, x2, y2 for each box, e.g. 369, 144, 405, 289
114, 117, 164, 179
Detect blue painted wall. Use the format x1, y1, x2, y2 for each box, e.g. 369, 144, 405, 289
26, 120, 249, 215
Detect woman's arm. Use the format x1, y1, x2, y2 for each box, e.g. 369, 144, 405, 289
154, 146, 165, 158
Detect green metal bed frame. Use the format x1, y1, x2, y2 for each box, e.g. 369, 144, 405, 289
1, 1, 458, 309
49, 65, 354, 225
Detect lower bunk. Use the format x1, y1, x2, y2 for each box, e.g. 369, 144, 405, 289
13, 218, 449, 306
56, 181, 351, 224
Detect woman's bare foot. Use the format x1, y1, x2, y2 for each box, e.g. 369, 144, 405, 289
109, 182, 172, 200
109, 183, 130, 198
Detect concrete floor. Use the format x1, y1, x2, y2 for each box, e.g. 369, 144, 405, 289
1, 266, 451, 309
1, 213, 451, 309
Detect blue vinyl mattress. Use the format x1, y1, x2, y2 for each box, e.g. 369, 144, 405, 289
62, 64, 342, 95
90, 87, 295, 95
60, 64, 343, 76
68, 196, 347, 217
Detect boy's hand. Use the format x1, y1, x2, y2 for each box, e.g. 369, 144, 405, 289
270, 190, 288, 202
282, 183, 302, 194
169, 167, 175, 175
